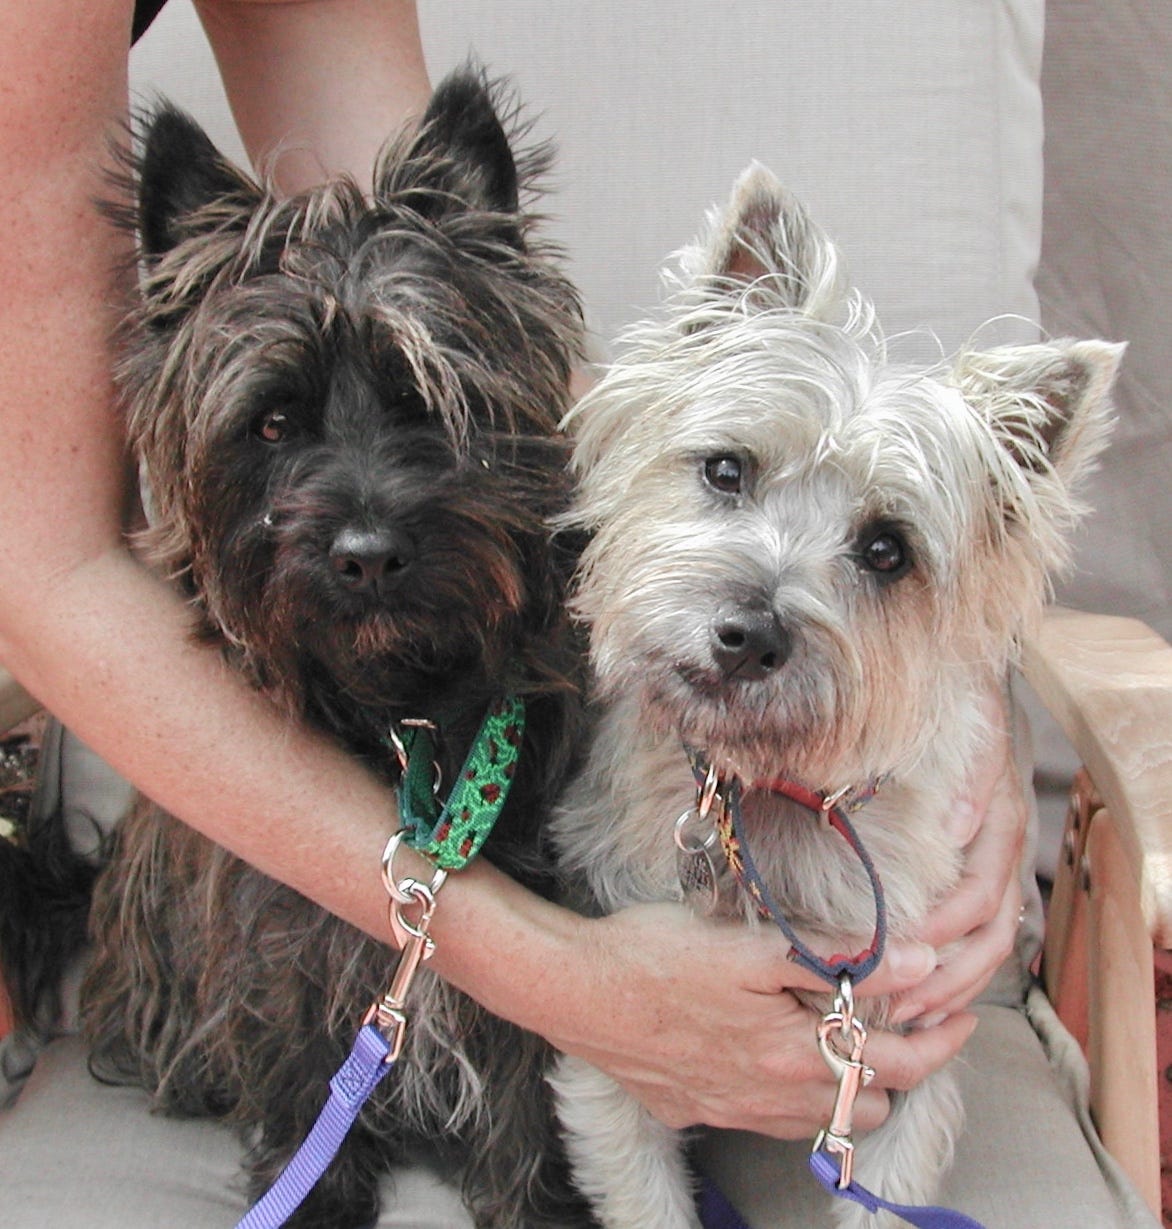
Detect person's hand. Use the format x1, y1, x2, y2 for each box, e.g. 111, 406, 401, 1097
542, 902, 976, 1138
536, 684, 1025, 1135
890, 683, 1028, 1028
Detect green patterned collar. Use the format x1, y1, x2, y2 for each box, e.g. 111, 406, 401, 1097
391, 695, 525, 870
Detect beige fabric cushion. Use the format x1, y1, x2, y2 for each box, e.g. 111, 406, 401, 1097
697, 992, 1158, 1228
419, 1, 1044, 356
134, 2, 1046, 358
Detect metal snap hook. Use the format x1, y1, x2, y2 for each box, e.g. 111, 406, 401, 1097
813, 1008, 875, 1189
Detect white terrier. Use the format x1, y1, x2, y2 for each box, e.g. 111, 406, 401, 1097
549, 164, 1121, 1228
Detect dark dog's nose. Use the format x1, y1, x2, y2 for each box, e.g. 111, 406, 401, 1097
329, 526, 416, 594
710, 605, 791, 680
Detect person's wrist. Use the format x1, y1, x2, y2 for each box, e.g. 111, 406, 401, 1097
422, 858, 589, 1036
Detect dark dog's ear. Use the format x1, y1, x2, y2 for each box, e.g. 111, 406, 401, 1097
386, 68, 520, 216
137, 105, 259, 260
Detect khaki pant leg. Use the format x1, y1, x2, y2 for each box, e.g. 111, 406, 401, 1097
0, 1036, 473, 1228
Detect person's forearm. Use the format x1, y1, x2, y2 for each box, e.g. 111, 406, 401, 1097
0, 0, 435, 944
424, 857, 587, 1022
195, 0, 431, 191
0, 543, 400, 937
6, 551, 607, 1051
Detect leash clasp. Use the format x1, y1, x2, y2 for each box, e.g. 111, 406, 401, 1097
813, 976, 875, 1189
363, 879, 439, 1064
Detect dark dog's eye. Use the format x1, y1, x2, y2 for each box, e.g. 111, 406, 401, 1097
255, 410, 291, 444
703, 455, 744, 495
856, 525, 912, 579
385, 387, 428, 419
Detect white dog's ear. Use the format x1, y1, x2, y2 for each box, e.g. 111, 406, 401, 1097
954, 339, 1123, 488
682, 162, 846, 317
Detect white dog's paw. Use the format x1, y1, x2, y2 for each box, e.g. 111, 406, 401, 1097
832, 1070, 965, 1229
549, 1053, 701, 1229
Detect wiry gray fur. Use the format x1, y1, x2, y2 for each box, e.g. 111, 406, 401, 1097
548, 163, 1122, 1228
82, 69, 596, 1229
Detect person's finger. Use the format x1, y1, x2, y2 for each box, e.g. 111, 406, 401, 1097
630, 1076, 893, 1138
713, 1084, 894, 1138
749, 930, 939, 1000
863, 1012, 978, 1092
642, 1029, 892, 1138
918, 757, 1026, 951
891, 881, 1022, 1025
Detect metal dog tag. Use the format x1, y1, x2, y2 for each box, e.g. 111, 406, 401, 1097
674, 808, 719, 913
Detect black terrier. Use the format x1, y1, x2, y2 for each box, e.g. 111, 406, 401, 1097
80, 69, 593, 1229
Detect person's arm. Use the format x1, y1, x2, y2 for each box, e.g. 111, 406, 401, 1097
194, 0, 432, 192
0, 0, 414, 962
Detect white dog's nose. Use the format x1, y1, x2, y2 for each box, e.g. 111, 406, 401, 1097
710, 604, 791, 680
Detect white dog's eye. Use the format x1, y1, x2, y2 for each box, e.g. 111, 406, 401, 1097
857, 526, 912, 579
703, 455, 743, 495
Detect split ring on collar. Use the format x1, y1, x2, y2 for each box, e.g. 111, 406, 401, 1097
381, 828, 448, 906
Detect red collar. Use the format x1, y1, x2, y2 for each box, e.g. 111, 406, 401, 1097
748, 777, 883, 815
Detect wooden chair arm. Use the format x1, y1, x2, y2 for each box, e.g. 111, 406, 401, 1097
1021, 606, 1172, 946
1021, 605, 1172, 1217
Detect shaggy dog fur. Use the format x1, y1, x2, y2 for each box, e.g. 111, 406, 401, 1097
80, 70, 595, 1229
548, 164, 1121, 1228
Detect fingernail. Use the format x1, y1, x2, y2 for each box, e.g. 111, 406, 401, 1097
914, 1011, 949, 1031
889, 942, 936, 981
889, 1001, 921, 1026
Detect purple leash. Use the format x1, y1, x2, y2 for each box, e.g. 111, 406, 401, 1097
699, 1166, 985, 1229
235, 1025, 395, 1229
806, 1154, 985, 1228
232, 863, 441, 1229
233, 860, 444, 1229
233, 703, 521, 1228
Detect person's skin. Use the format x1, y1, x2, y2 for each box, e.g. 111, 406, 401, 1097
0, 0, 1023, 1145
